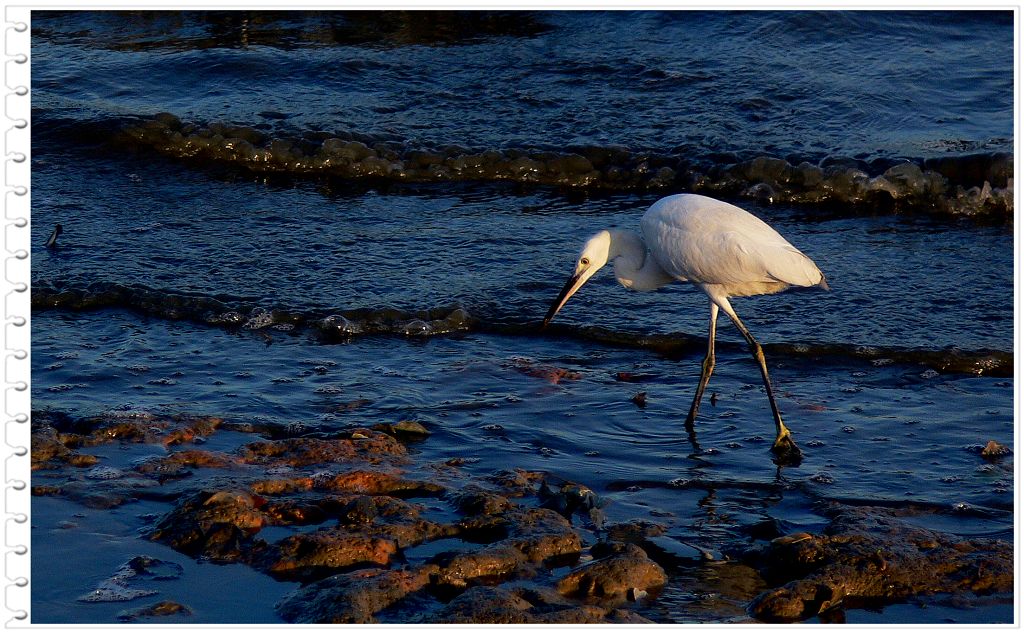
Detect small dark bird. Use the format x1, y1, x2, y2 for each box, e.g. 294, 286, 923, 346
45, 224, 63, 249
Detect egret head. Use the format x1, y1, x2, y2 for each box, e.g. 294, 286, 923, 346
542, 230, 612, 328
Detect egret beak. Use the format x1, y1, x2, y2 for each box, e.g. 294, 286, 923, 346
542, 271, 587, 329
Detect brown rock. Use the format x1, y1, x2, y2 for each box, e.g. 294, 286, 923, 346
277, 565, 438, 623
428, 585, 646, 624
238, 432, 406, 467
117, 600, 192, 621
746, 505, 1014, 622
31, 424, 98, 470
434, 508, 582, 587
65, 453, 100, 467
316, 470, 445, 498
605, 519, 668, 542
368, 518, 458, 548
981, 440, 1010, 459
263, 528, 398, 581
134, 449, 235, 476
431, 586, 535, 623
556, 543, 667, 601
160, 416, 223, 446
148, 490, 269, 562
250, 471, 444, 498
448, 485, 514, 516
31, 425, 71, 467
372, 420, 431, 440
485, 469, 547, 497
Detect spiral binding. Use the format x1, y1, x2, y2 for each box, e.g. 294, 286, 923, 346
3, 5, 30, 626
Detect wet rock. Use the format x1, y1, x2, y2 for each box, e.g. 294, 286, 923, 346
556, 543, 667, 602
448, 485, 514, 516
430, 585, 536, 623
238, 431, 406, 467
371, 420, 431, 440
428, 584, 653, 624
260, 499, 329, 526
30, 422, 99, 470
117, 600, 192, 621
134, 449, 235, 477
262, 529, 399, 581
604, 519, 668, 542
69, 413, 225, 447
152, 112, 181, 129
518, 364, 582, 384
313, 470, 444, 498
160, 416, 223, 446
485, 468, 547, 497
123, 555, 184, 580
332, 493, 424, 523
77, 556, 182, 603
434, 507, 582, 588
148, 490, 269, 562
367, 517, 458, 549
981, 440, 1010, 459
428, 585, 600, 624
745, 505, 1013, 622
630, 391, 647, 408
48, 479, 141, 509
538, 475, 602, 518
277, 565, 438, 623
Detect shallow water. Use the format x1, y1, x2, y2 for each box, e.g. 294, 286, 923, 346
29, 9, 1014, 625
31, 311, 1014, 623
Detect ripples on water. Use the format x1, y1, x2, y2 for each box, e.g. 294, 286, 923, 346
32, 11, 1013, 159
29, 10, 1014, 624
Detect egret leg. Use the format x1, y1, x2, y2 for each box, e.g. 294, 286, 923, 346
719, 303, 802, 465
685, 301, 718, 426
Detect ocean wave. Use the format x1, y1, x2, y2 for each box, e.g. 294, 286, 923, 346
99, 113, 1012, 218
32, 281, 1012, 377
32, 280, 475, 339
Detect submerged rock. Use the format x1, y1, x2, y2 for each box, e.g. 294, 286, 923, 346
117, 600, 192, 621
77, 556, 183, 604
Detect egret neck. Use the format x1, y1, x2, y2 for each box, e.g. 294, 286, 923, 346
543, 228, 674, 328
606, 228, 675, 292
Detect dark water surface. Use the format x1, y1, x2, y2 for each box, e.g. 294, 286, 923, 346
32, 10, 1013, 160
30, 10, 1014, 624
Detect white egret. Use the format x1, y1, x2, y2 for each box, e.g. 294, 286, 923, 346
542, 193, 829, 465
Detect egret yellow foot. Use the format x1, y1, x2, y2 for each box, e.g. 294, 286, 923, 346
771, 433, 803, 466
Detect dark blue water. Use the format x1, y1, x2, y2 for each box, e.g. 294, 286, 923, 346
32, 11, 1013, 160
29, 10, 1014, 625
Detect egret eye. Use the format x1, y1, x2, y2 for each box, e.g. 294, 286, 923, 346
580, 257, 590, 267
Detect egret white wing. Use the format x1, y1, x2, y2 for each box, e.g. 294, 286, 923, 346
640, 194, 825, 288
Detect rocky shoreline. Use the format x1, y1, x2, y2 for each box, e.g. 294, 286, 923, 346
31, 408, 1013, 623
